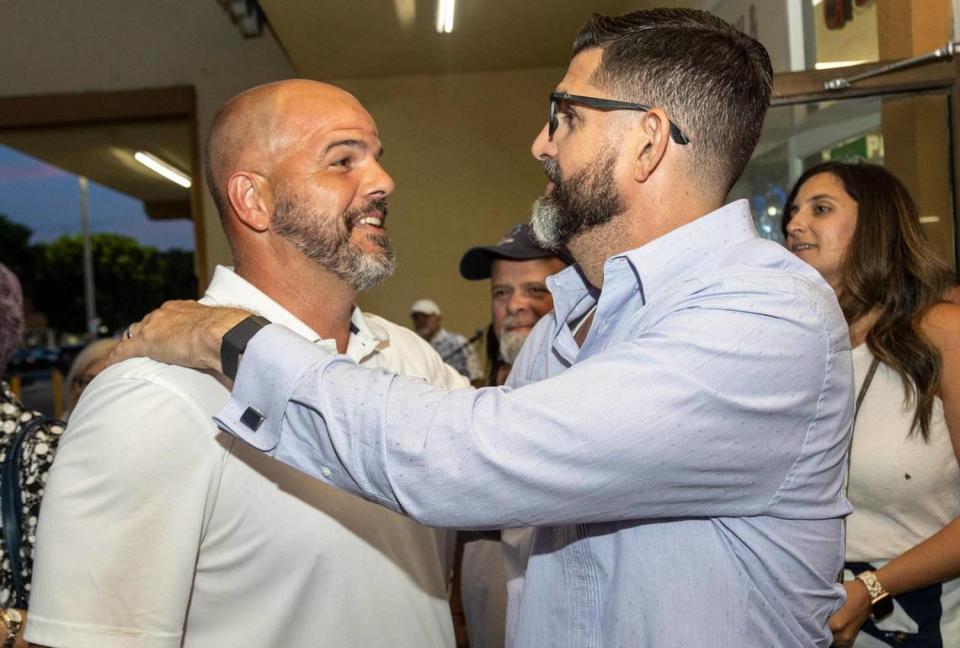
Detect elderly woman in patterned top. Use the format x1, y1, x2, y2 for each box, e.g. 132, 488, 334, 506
0, 263, 64, 648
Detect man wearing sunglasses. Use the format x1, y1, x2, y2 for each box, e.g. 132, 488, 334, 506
112, 9, 853, 647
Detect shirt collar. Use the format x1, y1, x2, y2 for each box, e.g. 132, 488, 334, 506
622, 199, 757, 303
547, 200, 757, 323
202, 266, 386, 362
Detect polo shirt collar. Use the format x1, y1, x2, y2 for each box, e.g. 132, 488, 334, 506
203, 266, 386, 363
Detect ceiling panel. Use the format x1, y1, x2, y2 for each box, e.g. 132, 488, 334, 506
260, 0, 674, 79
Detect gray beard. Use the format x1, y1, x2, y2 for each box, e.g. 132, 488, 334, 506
273, 194, 396, 293
498, 328, 528, 364
530, 149, 624, 249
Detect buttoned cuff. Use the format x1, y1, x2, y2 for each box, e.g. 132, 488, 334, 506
214, 324, 333, 451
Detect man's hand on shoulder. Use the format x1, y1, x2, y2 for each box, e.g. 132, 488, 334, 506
109, 300, 251, 375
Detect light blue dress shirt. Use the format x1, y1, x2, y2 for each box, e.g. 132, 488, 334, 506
216, 200, 854, 647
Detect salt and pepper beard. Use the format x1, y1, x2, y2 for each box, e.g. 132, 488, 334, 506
498, 326, 528, 365
272, 193, 397, 293
530, 145, 625, 250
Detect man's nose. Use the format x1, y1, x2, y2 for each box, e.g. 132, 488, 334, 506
367, 161, 395, 198
531, 123, 557, 161
507, 292, 530, 313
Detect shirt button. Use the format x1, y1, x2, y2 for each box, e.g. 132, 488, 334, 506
321, 466, 332, 478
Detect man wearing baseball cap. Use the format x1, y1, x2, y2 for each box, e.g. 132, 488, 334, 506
454, 224, 570, 648
460, 223, 571, 385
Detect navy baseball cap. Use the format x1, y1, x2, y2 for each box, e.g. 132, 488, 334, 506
459, 223, 574, 280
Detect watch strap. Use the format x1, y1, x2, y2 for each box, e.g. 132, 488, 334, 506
855, 570, 893, 620
220, 315, 271, 381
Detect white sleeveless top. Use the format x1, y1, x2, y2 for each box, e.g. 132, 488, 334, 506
847, 344, 960, 645
847, 344, 960, 562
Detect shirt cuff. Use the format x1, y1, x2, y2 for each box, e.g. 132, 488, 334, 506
214, 324, 333, 451
26, 615, 181, 648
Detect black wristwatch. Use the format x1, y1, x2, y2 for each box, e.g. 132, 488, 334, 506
220, 315, 271, 381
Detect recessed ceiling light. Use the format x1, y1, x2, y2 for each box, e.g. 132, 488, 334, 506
436, 0, 455, 34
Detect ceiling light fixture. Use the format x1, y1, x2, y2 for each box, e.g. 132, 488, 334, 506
134, 151, 192, 188
217, 0, 265, 38
436, 0, 455, 34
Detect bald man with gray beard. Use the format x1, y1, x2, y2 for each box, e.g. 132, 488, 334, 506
26, 80, 466, 648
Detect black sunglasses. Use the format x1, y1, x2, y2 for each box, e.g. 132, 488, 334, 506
549, 92, 689, 145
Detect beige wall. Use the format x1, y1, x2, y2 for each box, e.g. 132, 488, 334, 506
339, 67, 566, 335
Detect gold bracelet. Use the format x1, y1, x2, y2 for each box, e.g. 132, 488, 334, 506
0, 607, 22, 648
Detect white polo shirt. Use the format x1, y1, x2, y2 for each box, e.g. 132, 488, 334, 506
27, 266, 468, 648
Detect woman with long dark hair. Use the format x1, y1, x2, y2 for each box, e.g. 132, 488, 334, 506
783, 161, 960, 647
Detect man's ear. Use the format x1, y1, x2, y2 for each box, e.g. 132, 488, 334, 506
226, 172, 272, 232
632, 109, 671, 183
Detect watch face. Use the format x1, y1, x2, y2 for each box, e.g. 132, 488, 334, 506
873, 594, 894, 621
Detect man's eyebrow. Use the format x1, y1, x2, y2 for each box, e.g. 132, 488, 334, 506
323, 139, 367, 155
322, 140, 384, 160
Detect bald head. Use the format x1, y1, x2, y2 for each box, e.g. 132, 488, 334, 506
203, 80, 395, 292
204, 80, 369, 221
